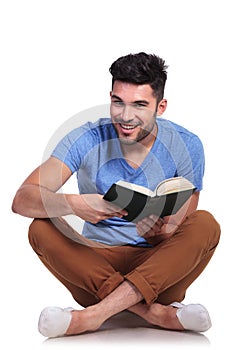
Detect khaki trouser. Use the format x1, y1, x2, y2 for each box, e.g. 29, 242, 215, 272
28, 210, 220, 307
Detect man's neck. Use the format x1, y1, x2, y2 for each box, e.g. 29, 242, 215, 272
121, 124, 157, 169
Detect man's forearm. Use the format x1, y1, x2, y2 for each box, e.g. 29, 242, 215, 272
12, 184, 74, 218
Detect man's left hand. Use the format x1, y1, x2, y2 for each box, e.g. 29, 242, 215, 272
136, 214, 178, 245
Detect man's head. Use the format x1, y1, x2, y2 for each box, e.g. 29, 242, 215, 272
109, 52, 168, 103
109, 53, 168, 146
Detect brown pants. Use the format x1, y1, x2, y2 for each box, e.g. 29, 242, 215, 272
28, 210, 220, 307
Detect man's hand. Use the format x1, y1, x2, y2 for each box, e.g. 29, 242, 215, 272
67, 193, 128, 224
136, 214, 163, 237
136, 214, 178, 245
136, 192, 200, 245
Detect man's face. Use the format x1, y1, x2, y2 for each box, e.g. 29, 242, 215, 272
110, 81, 161, 145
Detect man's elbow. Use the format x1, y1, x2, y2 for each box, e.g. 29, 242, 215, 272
12, 190, 23, 214
11, 189, 29, 216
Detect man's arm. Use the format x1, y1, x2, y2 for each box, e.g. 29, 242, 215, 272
12, 157, 127, 221
12, 157, 75, 218
136, 191, 200, 245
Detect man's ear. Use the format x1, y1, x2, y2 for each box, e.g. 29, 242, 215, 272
157, 99, 167, 116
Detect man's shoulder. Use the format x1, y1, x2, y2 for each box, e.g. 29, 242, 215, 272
64, 118, 114, 142
157, 117, 201, 142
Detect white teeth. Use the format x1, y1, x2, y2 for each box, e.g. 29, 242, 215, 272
120, 124, 137, 130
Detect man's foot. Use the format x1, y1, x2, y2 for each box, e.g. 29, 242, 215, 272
38, 306, 102, 338
65, 307, 102, 335
170, 302, 212, 332
38, 301, 211, 338
129, 301, 212, 332
38, 281, 144, 338
38, 307, 73, 338
129, 302, 184, 331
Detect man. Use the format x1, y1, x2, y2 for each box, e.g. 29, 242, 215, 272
12, 52, 220, 338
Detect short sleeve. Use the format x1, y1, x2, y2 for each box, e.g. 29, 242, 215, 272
177, 134, 205, 191
51, 129, 83, 173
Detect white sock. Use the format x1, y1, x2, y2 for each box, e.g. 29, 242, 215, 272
170, 302, 212, 332
38, 306, 73, 338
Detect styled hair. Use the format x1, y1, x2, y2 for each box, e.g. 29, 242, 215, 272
109, 52, 168, 102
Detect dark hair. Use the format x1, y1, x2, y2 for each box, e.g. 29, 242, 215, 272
109, 52, 168, 102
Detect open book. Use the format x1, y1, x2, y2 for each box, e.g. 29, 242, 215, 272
103, 176, 196, 222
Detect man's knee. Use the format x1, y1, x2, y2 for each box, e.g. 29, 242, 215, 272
28, 218, 51, 252
188, 210, 221, 249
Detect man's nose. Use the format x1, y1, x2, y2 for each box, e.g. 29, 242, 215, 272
121, 104, 134, 121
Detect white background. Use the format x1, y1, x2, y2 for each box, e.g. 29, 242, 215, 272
1, 0, 232, 349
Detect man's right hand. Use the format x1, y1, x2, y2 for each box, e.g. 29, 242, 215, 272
12, 156, 127, 222
67, 193, 128, 224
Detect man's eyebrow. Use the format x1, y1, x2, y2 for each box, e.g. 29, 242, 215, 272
111, 94, 149, 105
111, 94, 123, 101
133, 100, 149, 105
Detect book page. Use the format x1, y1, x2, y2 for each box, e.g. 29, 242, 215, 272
116, 180, 154, 197
155, 177, 195, 196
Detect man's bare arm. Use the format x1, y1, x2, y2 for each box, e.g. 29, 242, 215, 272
12, 157, 127, 221
12, 157, 74, 218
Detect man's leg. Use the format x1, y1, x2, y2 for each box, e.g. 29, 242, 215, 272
65, 280, 183, 335
30, 218, 183, 336
124, 210, 220, 305
31, 210, 220, 337
128, 247, 216, 330
126, 210, 220, 332
65, 210, 220, 335
28, 218, 125, 306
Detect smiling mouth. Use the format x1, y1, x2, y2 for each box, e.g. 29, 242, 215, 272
120, 123, 138, 130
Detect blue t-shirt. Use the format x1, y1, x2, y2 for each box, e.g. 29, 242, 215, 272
52, 117, 205, 246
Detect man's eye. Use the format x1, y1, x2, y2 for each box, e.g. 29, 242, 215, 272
133, 103, 146, 108
112, 101, 124, 107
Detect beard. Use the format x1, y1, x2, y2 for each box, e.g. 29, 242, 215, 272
115, 118, 157, 145
118, 127, 152, 145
